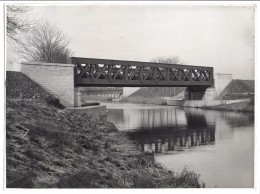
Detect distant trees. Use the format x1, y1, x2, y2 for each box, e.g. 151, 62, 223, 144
18, 20, 73, 63
151, 56, 186, 65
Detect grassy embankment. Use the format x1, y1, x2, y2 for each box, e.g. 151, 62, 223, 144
121, 87, 185, 105
201, 79, 254, 113
6, 71, 203, 188
200, 100, 254, 113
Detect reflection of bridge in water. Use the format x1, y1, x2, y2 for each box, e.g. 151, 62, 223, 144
107, 103, 253, 156
130, 128, 215, 153
125, 108, 216, 153
137, 108, 211, 130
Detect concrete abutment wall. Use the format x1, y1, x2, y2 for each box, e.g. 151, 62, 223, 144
183, 73, 232, 101
21, 62, 75, 107
214, 73, 232, 97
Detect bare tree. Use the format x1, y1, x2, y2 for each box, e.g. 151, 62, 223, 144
18, 20, 74, 63
6, 5, 33, 42
151, 56, 186, 65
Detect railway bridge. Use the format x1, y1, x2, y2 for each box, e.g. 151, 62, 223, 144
21, 57, 215, 107
73, 57, 214, 106
73, 57, 214, 87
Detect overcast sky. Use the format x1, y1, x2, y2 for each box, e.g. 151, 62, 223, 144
8, 5, 255, 80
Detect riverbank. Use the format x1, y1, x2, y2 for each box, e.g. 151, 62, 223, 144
200, 100, 254, 113
6, 71, 203, 188
122, 96, 254, 113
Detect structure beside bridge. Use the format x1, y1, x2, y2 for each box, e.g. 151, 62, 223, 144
80, 87, 123, 101
21, 62, 75, 107
21, 57, 217, 107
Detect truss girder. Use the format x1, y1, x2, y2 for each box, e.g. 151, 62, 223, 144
72, 57, 214, 87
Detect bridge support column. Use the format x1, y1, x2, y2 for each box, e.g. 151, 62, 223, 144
185, 87, 208, 100
203, 86, 217, 100
191, 91, 205, 100
74, 88, 82, 107
184, 88, 191, 100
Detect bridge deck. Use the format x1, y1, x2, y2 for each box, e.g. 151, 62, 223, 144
72, 57, 214, 87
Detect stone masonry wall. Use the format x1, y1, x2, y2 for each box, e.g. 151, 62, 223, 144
21, 62, 74, 107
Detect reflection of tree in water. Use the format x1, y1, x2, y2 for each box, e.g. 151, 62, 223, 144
220, 112, 254, 128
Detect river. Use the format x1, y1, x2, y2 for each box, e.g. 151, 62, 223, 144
102, 102, 254, 188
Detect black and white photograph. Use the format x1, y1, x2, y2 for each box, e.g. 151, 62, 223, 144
1, 1, 259, 192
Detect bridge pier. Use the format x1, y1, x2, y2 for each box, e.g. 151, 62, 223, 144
184, 86, 218, 100
184, 87, 206, 100
74, 88, 82, 107
184, 88, 191, 100
203, 86, 217, 100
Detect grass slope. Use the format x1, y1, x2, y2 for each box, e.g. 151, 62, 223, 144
6, 71, 203, 188
121, 87, 186, 105
201, 100, 254, 113
218, 79, 254, 100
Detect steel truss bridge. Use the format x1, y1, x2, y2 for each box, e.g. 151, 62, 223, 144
72, 57, 214, 88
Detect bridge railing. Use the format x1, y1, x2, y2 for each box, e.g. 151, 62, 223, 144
71, 57, 214, 87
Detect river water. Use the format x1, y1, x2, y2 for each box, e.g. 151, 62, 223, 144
102, 102, 254, 188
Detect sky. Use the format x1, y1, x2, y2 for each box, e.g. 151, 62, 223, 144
7, 4, 255, 80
